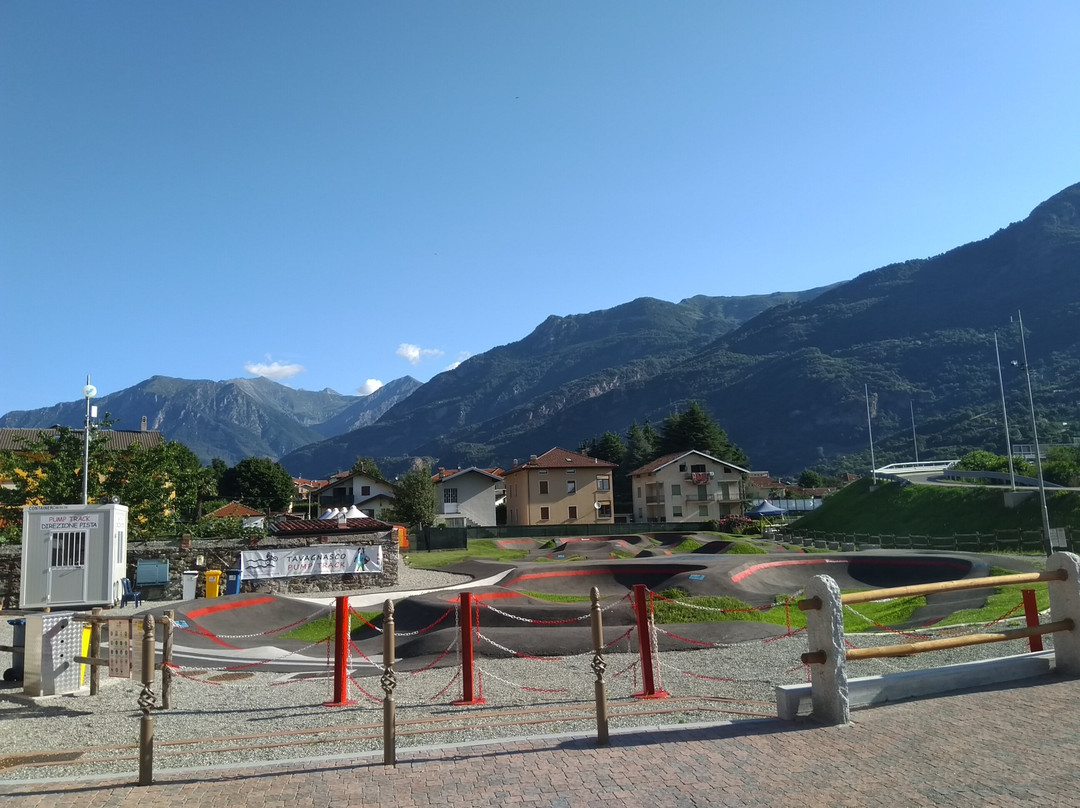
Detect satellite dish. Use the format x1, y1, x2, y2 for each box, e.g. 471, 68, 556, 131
594, 501, 601, 510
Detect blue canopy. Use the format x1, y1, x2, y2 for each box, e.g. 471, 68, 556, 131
747, 500, 787, 517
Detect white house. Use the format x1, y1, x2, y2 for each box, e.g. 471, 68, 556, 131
315, 471, 396, 519
432, 467, 503, 527
629, 450, 750, 523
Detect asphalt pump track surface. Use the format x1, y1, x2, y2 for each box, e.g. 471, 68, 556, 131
141, 544, 1037, 673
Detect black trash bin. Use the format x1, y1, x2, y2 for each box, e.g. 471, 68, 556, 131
224, 569, 242, 596
4, 618, 25, 682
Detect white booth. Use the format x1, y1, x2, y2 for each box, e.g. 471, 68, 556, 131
20, 504, 129, 610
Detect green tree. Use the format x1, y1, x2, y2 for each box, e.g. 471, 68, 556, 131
350, 456, 388, 482
658, 402, 749, 466
1043, 446, 1080, 487
0, 427, 116, 538
101, 441, 206, 538
623, 421, 659, 474
387, 460, 437, 529
218, 458, 295, 513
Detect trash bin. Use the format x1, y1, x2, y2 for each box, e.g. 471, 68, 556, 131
224, 569, 242, 595
204, 569, 223, 598
4, 618, 25, 682
182, 570, 199, 600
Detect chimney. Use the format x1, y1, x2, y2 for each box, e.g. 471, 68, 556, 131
141, 416, 147, 432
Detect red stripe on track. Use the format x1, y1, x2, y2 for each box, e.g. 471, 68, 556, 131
187, 596, 277, 619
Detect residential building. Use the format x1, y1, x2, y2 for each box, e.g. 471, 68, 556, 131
206, 500, 266, 529
314, 471, 395, 518
503, 448, 616, 527
629, 450, 750, 523
431, 467, 503, 527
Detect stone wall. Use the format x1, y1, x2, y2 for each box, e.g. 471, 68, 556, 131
0, 531, 400, 608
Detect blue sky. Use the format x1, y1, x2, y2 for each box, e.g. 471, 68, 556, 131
2, 2, 1079, 419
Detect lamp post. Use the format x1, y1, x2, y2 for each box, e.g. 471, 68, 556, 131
82, 377, 97, 505
1017, 312, 1052, 556
994, 332, 1016, 491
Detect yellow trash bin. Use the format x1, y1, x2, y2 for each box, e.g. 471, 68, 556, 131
204, 569, 223, 598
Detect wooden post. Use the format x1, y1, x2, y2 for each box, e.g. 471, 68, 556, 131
161, 610, 174, 709
454, 591, 485, 705
632, 583, 668, 699
138, 614, 155, 786
382, 599, 397, 767
89, 607, 102, 696
590, 587, 609, 746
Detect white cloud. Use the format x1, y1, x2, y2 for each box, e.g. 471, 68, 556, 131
357, 379, 384, 395
445, 351, 471, 371
396, 343, 445, 365
245, 359, 305, 381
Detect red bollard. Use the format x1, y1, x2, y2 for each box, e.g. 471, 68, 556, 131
454, 591, 485, 705
324, 595, 356, 707
632, 583, 669, 699
1022, 589, 1043, 653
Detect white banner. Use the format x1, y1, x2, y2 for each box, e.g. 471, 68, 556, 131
240, 544, 384, 580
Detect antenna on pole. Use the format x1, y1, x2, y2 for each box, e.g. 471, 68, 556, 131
1017, 311, 1052, 555
994, 332, 1016, 491
865, 385, 876, 484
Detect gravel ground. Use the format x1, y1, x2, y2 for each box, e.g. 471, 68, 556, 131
0, 565, 1053, 785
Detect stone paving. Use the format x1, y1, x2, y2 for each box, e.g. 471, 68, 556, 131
2, 675, 1078, 807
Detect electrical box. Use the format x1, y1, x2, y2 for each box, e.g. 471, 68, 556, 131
20, 504, 129, 610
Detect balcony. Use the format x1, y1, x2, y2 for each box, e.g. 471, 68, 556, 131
440, 503, 461, 514
683, 471, 714, 482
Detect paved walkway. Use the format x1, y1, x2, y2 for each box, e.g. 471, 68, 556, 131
3, 676, 1078, 807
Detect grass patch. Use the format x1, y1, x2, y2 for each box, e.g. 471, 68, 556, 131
517, 591, 590, 603
670, 537, 703, 553
650, 589, 925, 632
723, 541, 769, 555
406, 539, 530, 569
284, 610, 381, 643
935, 583, 1049, 628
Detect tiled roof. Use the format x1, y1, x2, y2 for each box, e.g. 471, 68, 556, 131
270, 517, 392, 536
432, 466, 505, 483
208, 501, 264, 518
0, 428, 165, 453
629, 449, 750, 477
505, 447, 617, 475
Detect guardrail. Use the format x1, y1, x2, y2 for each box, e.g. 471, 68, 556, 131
785, 552, 1080, 725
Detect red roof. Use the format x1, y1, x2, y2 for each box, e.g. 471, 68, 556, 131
271, 517, 391, 536
209, 501, 264, 518
505, 447, 617, 475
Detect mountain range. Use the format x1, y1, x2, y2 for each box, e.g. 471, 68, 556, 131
4, 181, 1079, 477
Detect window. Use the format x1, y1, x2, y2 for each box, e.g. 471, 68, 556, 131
539, 480, 549, 495
678, 464, 687, 472
698, 505, 709, 517
597, 477, 610, 491
671, 483, 681, 496
566, 469, 575, 474
598, 502, 612, 518
691, 464, 706, 473
568, 506, 578, 519
361, 485, 371, 497
540, 506, 550, 520
444, 488, 458, 503
672, 506, 682, 517
567, 480, 576, 494
50, 531, 86, 568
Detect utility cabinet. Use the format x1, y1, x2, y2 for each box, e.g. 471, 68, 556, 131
20, 504, 129, 610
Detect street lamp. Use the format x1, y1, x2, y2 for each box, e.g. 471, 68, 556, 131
1017, 312, 1052, 555
82, 376, 97, 505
